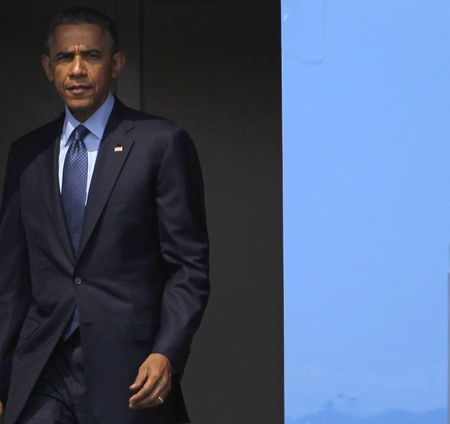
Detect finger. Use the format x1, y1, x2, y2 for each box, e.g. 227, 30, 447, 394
129, 370, 163, 404
132, 376, 172, 408
129, 366, 148, 391
131, 374, 172, 409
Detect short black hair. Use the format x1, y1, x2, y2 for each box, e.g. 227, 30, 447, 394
46, 6, 119, 53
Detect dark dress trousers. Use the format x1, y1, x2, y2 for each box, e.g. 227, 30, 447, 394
0, 99, 210, 424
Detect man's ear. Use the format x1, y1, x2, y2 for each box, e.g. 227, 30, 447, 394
111, 51, 126, 79
41, 55, 54, 82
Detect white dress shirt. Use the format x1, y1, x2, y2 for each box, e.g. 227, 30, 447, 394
58, 92, 115, 203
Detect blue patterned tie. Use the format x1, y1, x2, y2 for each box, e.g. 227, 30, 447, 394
62, 125, 89, 253
61, 125, 89, 340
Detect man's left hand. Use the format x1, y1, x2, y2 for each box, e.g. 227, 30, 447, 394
129, 353, 172, 409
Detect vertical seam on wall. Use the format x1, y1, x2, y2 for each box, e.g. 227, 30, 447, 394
139, 0, 144, 112
113, 0, 118, 95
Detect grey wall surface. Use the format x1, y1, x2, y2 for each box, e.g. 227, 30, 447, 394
0, 2, 283, 423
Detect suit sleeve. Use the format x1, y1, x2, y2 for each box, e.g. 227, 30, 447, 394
0, 144, 32, 403
151, 128, 210, 375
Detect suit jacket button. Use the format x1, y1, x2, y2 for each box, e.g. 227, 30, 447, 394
74, 277, 83, 285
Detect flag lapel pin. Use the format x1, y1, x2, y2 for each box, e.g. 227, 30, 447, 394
114, 145, 124, 152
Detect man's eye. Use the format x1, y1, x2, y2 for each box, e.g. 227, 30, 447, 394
56, 54, 74, 62
87, 51, 100, 58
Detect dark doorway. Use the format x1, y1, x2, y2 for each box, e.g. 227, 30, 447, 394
0, 2, 283, 423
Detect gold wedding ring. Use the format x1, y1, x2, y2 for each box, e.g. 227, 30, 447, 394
158, 395, 164, 404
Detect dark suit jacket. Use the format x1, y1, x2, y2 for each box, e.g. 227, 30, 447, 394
0, 99, 210, 424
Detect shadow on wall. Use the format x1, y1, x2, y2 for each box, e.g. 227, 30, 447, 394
287, 405, 447, 424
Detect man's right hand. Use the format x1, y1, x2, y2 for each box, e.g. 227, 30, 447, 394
0, 401, 3, 415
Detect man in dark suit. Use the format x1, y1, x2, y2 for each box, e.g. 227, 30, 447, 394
0, 6, 209, 424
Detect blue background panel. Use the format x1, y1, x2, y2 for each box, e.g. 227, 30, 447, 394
283, 1, 448, 423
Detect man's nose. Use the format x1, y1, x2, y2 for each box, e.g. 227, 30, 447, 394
69, 56, 87, 77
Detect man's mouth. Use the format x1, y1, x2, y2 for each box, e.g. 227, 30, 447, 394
66, 85, 92, 94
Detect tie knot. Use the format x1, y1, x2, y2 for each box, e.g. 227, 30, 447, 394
72, 125, 89, 143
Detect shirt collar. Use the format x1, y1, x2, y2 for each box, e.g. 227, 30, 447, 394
62, 92, 115, 146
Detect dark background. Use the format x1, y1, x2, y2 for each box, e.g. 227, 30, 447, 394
0, 1, 283, 423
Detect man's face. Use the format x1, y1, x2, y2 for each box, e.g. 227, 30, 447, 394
41, 24, 124, 122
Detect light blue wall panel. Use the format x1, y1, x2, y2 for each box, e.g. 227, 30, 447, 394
283, 1, 448, 423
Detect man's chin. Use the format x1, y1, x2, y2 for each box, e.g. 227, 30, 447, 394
66, 99, 96, 122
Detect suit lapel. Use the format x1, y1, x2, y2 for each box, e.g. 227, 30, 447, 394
78, 103, 135, 257
35, 115, 76, 263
